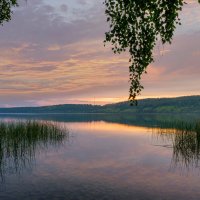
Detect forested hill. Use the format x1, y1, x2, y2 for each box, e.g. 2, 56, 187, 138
0, 96, 200, 114
103, 95, 200, 113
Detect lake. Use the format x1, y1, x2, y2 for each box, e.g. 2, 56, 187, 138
0, 113, 200, 200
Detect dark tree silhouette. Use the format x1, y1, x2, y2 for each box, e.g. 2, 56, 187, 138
104, 0, 200, 104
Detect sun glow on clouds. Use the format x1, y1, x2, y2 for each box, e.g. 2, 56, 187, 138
0, 0, 200, 107
34, 97, 127, 106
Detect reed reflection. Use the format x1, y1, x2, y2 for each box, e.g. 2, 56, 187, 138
153, 121, 200, 169
0, 120, 68, 181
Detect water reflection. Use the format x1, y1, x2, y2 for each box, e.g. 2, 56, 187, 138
0, 116, 200, 199
1, 113, 199, 128
153, 121, 200, 169
0, 120, 68, 180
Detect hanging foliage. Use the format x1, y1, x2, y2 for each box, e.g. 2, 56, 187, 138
0, 0, 18, 25
104, 0, 199, 104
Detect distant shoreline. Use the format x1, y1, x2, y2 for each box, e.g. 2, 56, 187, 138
0, 112, 199, 115
0, 95, 200, 114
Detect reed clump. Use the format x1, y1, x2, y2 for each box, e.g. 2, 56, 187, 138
153, 120, 200, 169
0, 120, 68, 180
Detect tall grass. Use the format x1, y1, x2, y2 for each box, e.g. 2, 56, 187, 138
152, 121, 200, 169
0, 120, 68, 180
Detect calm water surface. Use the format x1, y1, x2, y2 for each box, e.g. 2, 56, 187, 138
0, 114, 200, 200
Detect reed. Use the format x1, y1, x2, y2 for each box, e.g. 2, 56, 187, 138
152, 120, 200, 169
0, 120, 68, 180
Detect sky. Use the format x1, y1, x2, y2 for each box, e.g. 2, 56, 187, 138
0, 0, 200, 107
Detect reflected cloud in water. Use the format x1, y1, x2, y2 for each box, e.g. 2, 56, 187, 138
0, 115, 200, 199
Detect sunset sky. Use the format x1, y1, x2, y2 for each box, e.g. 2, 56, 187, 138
0, 0, 200, 107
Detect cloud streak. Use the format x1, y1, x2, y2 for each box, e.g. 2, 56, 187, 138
0, 0, 199, 106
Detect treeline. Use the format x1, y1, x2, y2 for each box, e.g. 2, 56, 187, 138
0, 96, 200, 114
0, 104, 102, 113
104, 95, 200, 113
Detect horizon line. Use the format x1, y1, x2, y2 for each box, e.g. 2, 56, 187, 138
0, 95, 199, 109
